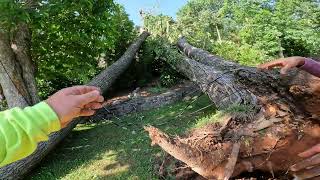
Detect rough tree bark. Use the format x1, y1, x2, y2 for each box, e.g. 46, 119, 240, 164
145, 37, 320, 179
0, 31, 150, 180
157, 41, 258, 110
0, 1, 42, 108
0, 85, 5, 110
0, 30, 31, 107
12, 23, 40, 104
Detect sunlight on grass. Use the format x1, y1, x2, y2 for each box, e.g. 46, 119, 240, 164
61, 151, 130, 180
193, 104, 255, 129
193, 111, 223, 129
28, 95, 216, 180
73, 124, 95, 131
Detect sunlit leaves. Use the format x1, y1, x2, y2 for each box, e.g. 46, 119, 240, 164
29, 0, 134, 97
0, 0, 31, 32
143, 0, 319, 68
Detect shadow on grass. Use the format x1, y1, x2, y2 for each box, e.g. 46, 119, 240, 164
27, 95, 215, 180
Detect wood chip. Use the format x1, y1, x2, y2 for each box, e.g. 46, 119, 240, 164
277, 110, 289, 117
254, 118, 283, 132
278, 103, 291, 112
223, 142, 241, 180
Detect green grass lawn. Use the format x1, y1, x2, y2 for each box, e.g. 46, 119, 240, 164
27, 95, 216, 180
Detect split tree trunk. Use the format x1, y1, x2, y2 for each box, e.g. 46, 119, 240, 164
0, 31, 150, 180
0, 1, 42, 109
145, 37, 320, 179
12, 23, 40, 104
0, 29, 33, 108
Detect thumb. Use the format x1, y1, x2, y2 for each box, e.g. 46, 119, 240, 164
280, 65, 291, 75
76, 90, 101, 106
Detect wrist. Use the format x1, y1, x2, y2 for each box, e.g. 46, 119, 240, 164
296, 57, 306, 67
45, 98, 62, 121
37, 101, 61, 131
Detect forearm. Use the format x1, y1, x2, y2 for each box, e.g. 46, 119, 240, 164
300, 58, 320, 78
0, 102, 60, 167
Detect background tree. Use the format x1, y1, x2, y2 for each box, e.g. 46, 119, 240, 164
0, 0, 135, 107
142, 0, 319, 68
31, 0, 135, 98
0, 0, 39, 108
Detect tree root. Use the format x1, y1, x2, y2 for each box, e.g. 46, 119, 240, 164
144, 126, 232, 179
145, 120, 320, 179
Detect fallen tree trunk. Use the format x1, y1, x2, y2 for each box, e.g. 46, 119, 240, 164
0, 31, 149, 180
91, 81, 200, 122
177, 37, 320, 116
157, 42, 258, 110
87, 31, 149, 92
145, 37, 320, 179
178, 37, 239, 70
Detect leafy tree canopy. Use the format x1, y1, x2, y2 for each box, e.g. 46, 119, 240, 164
143, 0, 320, 66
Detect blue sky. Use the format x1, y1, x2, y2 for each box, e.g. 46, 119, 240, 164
115, 0, 188, 26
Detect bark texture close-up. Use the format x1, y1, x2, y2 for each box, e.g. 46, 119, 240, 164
0, 25, 36, 108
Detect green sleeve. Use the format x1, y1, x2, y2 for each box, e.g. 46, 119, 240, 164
0, 102, 61, 167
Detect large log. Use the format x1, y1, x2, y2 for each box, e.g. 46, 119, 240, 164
145, 37, 320, 179
158, 42, 257, 109
177, 37, 320, 116
0, 31, 150, 180
178, 37, 239, 69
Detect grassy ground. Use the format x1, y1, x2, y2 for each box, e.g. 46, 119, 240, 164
27, 95, 216, 180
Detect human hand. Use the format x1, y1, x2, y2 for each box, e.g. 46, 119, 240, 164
46, 86, 104, 128
290, 144, 320, 179
258, 56, 306, 75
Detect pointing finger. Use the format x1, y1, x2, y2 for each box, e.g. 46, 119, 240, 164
280, 65, 291, 75
291, 154, 320, 172
258, 60, 284, 70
